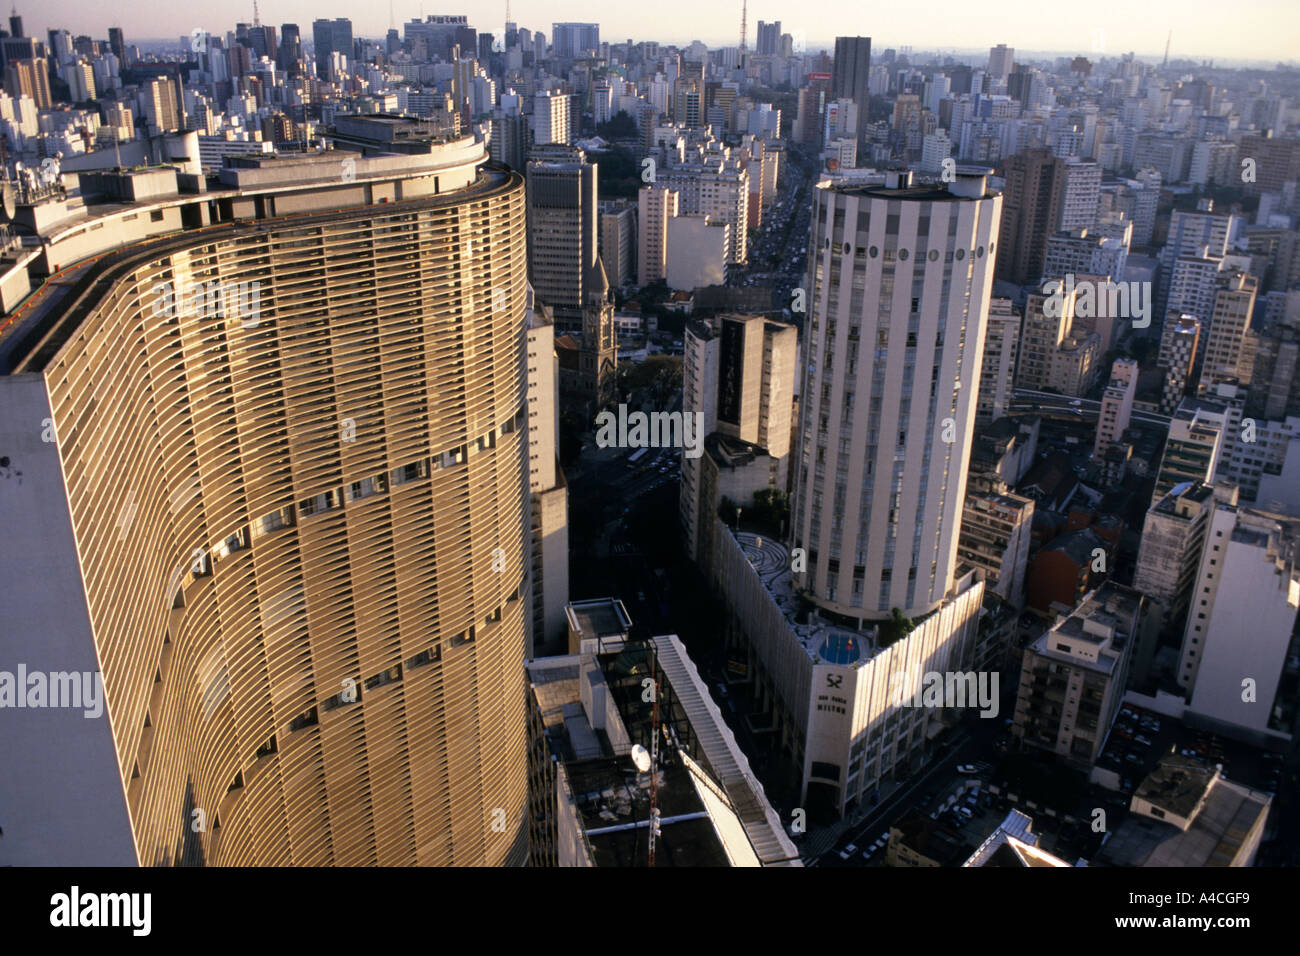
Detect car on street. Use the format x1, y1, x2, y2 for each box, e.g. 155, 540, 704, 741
838, 843, 857, 860
956, 763, 976, 774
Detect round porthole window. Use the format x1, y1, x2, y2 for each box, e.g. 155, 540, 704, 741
977, 246, 985, 258
928, 249, 939, 261
824, 238, 831, 249
989, 241, 995, 254
869, 245, 879, 258
956, 248, 965, 260
899, 249, 909, 260
843, 242, 852, 255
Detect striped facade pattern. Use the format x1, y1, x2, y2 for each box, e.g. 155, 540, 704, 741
22, 169, 532, 865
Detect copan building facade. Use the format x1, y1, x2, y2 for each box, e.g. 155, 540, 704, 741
0, 132, 534, 865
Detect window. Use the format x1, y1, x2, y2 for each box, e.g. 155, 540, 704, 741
287, 706, 318, 733
406, 645, 441, 669
365, 665, 403, 690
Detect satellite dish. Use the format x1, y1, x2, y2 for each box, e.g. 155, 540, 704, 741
631, 744, 651, 773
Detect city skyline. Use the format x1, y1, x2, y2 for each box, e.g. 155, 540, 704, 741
25, 1, 1300, 65
0, 0, 1297, 882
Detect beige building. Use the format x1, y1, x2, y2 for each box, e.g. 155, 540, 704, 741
1012, 584, 1146, 768
1200, 270, 1258, 391
977, 298, 1020, 425
525, 289, 571, 655
0, 132, 534, 866
1017, 285, 1100, 397
637, 183, 679, 285
958, 491, 1035, 608
1094, 358, 1138, 458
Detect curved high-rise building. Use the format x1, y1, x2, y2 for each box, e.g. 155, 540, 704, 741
791, 168, 1002, 624
0, 134, 532, 865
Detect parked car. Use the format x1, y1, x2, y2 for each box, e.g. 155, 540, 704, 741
838, 843, 857, 860
956, 763, 976, 774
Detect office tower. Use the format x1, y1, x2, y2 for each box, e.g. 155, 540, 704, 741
637, 184, 679, 285
1133, 482, 1222, 656
1158, 200, 1240, 315
1058, 159, 1101, 231
526, 632, 801, 866
822, 97, 859, 145
9, 10, 22, 38
0, 133, 533, 866
402, 15, 470, 63
551, 22, 599, 60
532, 90, 570, 147
1248, 292, 1300, 420
958, 491, 1035, 607
108, 26, 125, 62
1200, 270, 1258, 390
526, 150, 597, 329
524, 288, 570, 654
3, 57, 49, 108
1178, 505, 1300, 738
1016, 286, 1100, 396
597, 200, 636, 289
680, 314, 798, 565
987, 44, 1014, 84
140, 76, 181, 134
1012, 584, 1145, 768
794, 74, 831, 146
791, 167, 1001, 622
1152, 399, 1227, 505
1158, 314, 1201, 414
488, 109, 525, 171
996, 148, 1065, 285
831, 36, 870, 146
247, 25, 277, 61
659, 158, 750, 266
311, 18, 352, 78
756, 21, 781, 56
977, 298, 1020, 425
1236, 134, 1300, 196
61, 58, 96, 101
921, 130, 952, 174
1094, 358, 1139, 458
278, 24, 302, 73
1042, 229, 1128, 281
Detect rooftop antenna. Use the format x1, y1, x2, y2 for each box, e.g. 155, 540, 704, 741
252, 0, 260, 28
739, 0, 747, 53
1162, 29, 1171, 68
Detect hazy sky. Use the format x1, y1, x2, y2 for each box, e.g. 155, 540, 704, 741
27, 0, 1300, 63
